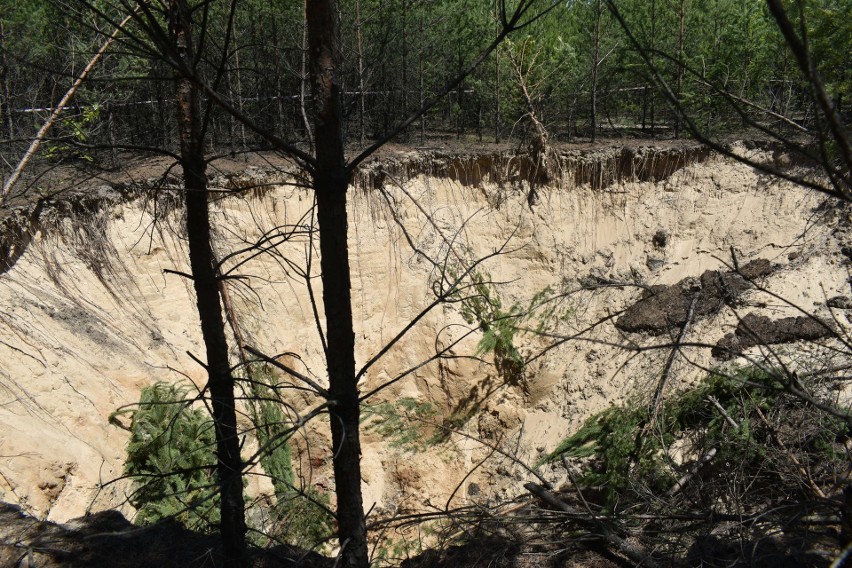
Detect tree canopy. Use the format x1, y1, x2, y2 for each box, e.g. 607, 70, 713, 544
1, 0, 848, 171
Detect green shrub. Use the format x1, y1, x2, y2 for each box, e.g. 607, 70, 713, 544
243, 364, 333, 550
244, 363, 295, 497
363, 397, 441, 451
456, 269, 526, 385
44, 103, 99, 163
115, 382, 219, 531
547, 366, 850, 509
116, 368, 334, 548
115, 372, 333, 551
449, 266, 575, 387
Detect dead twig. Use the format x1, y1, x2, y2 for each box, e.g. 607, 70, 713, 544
523, 481, 661, 568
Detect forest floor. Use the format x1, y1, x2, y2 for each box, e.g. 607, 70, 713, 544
1, 135, 708, 212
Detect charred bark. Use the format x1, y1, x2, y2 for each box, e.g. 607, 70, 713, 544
169, 2, 246, 565
306, 0, 369, 566
315, 178, 367, 568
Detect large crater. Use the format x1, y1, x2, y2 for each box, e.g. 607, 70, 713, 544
0, 143, 844, 524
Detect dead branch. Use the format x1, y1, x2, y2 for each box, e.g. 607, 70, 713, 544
524, 481, 661, 568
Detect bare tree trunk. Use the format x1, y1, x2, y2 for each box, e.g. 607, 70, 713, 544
271, 16, 285, 133
306, 0, 369, 566
356, 0, 366, 146
649, 0, 656, 136
457, 48, 464, 139
230, 17, 247, 149
590, 0, 601, 142
674, 0, 685, 138
494, 0, 501, 143
106, 106, 118, 168
301, 1, 315, 151
225, 29, 237, 145
0, 21, 13, 154
156, 73, 169, 148
419, 8, 425, 144
169, 2, 246, 566
401, 0, 408, 138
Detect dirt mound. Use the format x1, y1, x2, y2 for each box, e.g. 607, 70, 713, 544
713, 312, 835, 359
615, 258, 777, 335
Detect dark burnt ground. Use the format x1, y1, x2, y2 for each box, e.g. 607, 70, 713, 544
0, 500, 623, 568
0, 499, 646, 568
712, 312, 836, 359
3, 488, 842, 568
0, 503, 331, 568
615, 257, 837, 360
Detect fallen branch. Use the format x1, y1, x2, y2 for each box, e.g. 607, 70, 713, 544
665, 447, 717, 498
648, 294, 698, 430
523, 481, 661, 568
754, 405, 826, 499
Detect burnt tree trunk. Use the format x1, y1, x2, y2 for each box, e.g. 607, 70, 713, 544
169, 2, 246, 566
306, 0, 369, 566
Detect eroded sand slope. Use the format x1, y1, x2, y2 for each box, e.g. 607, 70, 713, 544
0, 145, 844, 523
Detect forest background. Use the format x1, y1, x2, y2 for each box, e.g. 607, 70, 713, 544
0, 1, 850, 567
1, 0, 848, 165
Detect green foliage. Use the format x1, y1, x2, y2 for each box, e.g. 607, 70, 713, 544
4, 0, 848, 168
788, 0, 852, 103
116, 381, 219, 532
363, 397, 440, 452
244, 363, 295, 497
452, 266, 575, 386
117, 370, 332, 549
243, 364, 332, 550
267, 487, 335, 551
547, 366, 850, 509
44, 104, 100, 163
455, 269, 526, 384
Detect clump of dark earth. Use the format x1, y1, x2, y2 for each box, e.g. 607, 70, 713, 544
712, 313, 835, 360
652, 229, 668, 249
828, 295, 852, 310
0, 503, 330, 568
615, 259, 777, 335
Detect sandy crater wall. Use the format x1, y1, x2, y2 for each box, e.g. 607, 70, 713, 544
0, 146, 842, 523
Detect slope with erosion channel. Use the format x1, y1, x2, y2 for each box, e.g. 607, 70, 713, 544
0, 143, 844, 526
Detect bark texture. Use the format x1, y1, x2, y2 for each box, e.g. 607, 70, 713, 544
306, 0, 369, 566
170, 1, 246, 565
